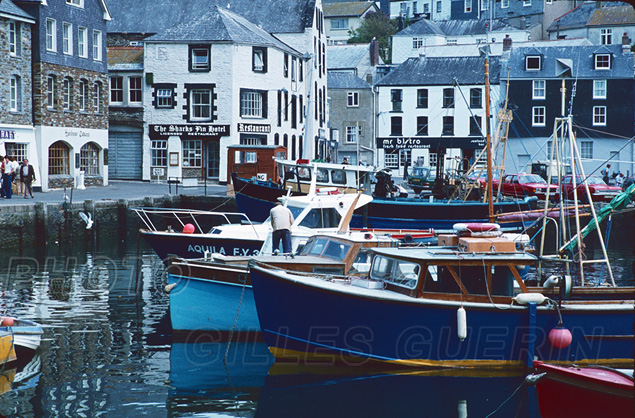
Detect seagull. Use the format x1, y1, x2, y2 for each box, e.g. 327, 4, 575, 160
79, 211, 93, 229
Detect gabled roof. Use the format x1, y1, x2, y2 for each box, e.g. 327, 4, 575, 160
376, 56, 500, 86
395, 18, 522, 37
106, 0, 316, 36
0, 0, 35, 23
507, 44, 634, 79
327, 43, 373, 70
327, 71, 372, 89
587, 5, 635, 27
323, 1, 377, 18
546, 2, 611, 32
144, 6, 300, 55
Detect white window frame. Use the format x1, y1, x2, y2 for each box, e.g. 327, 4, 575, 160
110, 76, 123, 104
526, 55, 541, 71
66, 0, 84, 7
151, 140, 168, 167
190, 89, 212, 121
78, 27, 87, 58
63, 78, 72, 110
156, 88, 173, 108
413, 38, 424, 49
580, 141, 593, 159
63, 22, 72, 55
191, 47, 210, 71
593, 80, 607, 99
46, 19, 57, 52
47, 76, 55, 109
384, 152, 398, 168
128, 77, 142, 104
240, 90, 264, 118
523, 0, 531, 6
593, 106, 606, 126
436, 1, 442, 13
9, 22, 17, 56
346, 126, 358, 143
92, 30, 102, 61
481, 0, 488, 11
347, 91, 359, 107
532, 80, 546, 99
600, 28, 613, 45
93, 82, 102, 113
330, 18, 349, 30
182, 140, 202, 168
532, 106, 546, 127
502, 0, 509, 8
594, 54, 611, 69
10, 76, 20, 112
79, 80, 88, 112
465, 0, 472, 13
545, 0, 552, 4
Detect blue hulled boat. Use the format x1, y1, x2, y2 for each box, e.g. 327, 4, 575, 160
249, 240, 634, 369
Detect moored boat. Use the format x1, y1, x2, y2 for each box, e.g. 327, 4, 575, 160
0, 330, 17, 366
530, 360, 634, 418
0, 317, 43, 352
249, 236, 634, 369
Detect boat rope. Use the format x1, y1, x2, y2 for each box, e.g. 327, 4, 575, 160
481, 259, 514, 311
224, 273, 248, 365
484, 377, 528, 418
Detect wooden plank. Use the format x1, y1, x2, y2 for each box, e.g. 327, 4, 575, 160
445, 265, 470, 296
507, 264, 529, 293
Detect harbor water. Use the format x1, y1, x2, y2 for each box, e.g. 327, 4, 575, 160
0, 210, 633, 417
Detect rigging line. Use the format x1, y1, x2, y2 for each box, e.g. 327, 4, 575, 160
509, 107, 552, 155
453, 77, 486, 138
571, 123, 635, 141
566, 50, 581, 117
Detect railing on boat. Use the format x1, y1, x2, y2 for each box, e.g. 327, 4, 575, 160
131, 207, 260, 235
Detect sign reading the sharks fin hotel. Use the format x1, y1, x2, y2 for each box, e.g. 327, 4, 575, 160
149, 124, 230, 139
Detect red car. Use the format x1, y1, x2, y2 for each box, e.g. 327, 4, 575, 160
560, 175, 622, 202
499, 173, 559, 200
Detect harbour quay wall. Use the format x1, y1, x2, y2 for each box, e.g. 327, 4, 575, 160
0, 194, 238, 251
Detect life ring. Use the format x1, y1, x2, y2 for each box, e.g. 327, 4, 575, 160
453, 223, 500, 233
316, 187, 341, 195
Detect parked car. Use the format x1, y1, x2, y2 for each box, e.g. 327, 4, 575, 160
500, 173, 559, 201
560, 175, 622, 202
406, 166, 435, 194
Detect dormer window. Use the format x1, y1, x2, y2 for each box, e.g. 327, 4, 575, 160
594, 54, 611, 69
525, 55, 541, 71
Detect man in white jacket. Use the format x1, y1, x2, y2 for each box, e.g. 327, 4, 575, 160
270, 202, 294, 253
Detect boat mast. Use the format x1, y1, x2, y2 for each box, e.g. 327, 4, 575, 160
480, 45, 494, 222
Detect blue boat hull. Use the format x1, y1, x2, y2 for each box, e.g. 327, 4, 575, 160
141, 231, 263, 261
232, 174, 536, 232
250, 266, 634, 368
167, 273, 259, 332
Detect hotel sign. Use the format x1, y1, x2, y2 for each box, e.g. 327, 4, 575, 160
150, 124, 230, 139
0, 130, 16, 140
237, 123, 271, 133
377, 136, 486, 150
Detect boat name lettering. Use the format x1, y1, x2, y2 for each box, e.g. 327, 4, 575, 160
187, 245, 259, 257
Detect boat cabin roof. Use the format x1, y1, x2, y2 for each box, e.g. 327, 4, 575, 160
370, 246, 537, 266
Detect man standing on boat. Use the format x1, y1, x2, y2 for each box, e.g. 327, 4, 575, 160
270, 202, 294, 253
601, 164, 611, 185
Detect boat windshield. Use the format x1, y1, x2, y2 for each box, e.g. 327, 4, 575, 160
370, 255, 420, 289
301, 237, 352, 261
294, 208, 342, 228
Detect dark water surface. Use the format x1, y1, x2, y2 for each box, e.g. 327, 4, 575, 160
0, 211, 633, 417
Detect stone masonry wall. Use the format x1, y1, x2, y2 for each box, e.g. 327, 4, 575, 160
0, 18, 33, 125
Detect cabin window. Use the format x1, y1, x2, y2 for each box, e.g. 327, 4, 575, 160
371, 256, 419, 289
306, 237, 329, 255
297, 166, 312, 181
349, 250, 373, 274
331, 170, 346, 185
323, 241, 352, 261
316, 168, 329, 182
297, 208, 342, 228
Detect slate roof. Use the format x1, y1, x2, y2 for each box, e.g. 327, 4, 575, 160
144, 6, 300, 55
417, 38, 593, 58
105, 0, 316, 35
587, 5, 635, 27
107, 47, 144, 70
323, 1, 377, 18
395, 19, 521, 37
546, 2, 611, 32
507, 44, 634, 79
327, 43, 371, 69
0, 0, 35, 22
376, 56, 500, 86
327, 72, 371, 89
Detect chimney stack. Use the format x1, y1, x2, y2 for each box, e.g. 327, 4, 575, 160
503, 34, 512, 51
622, 32, 631, 52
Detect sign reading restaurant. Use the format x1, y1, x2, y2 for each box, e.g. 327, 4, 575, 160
377, 136, 486, 150
237, 123, 271, 133
149, 124, 230, 139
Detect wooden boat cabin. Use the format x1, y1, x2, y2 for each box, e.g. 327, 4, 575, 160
227, 145, 287, 184
277, 158, 375, 194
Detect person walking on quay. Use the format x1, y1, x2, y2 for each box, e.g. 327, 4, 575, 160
270, 202, 294, 253
2, 156, 15, 199
601, 164, 611, 185
19, 158, 36, 198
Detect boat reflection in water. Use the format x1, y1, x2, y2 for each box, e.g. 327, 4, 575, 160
167, 336, 273, 415
255, 364, 535, 418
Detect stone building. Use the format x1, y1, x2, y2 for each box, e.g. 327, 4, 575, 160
15, 0, 111, 191
0, 0, 37, 188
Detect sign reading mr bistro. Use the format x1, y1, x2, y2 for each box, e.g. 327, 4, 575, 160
149, 124, 230, 139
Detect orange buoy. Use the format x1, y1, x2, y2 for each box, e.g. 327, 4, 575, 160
1, 317, 15, 326
182, 223, 195, 234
